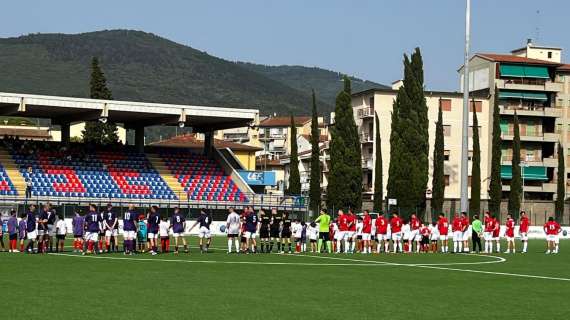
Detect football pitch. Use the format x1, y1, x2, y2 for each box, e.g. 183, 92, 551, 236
1, 238, 569, 320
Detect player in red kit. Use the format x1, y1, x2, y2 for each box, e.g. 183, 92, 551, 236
451, 214, 463, 253
346, 210, 357, 253
544, 217, 561, 254
419, 223, 430, 252
408, 213, 421, 253
492, 215, 501, 253
375, 214, 389, 253
390, 212, 403, 253
437, 213, 449, 253
519, 211, 530, 253
504, 213, 515, 254
483, 212, 494, 253
361, 210, 372, 254
460, 212, 470, 253
336, 210, 348, 254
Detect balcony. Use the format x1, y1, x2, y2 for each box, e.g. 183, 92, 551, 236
357, 107, 375, 119
360, 132, 373, 144
497, 78, 562, 92
501, 130, 558, 143
362, 157, 373, 170
499, 104, 562, 118
500, 156, 558, 168
502, 183, 556, 193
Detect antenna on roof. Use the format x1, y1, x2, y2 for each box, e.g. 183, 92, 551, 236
534, 9, 541, 44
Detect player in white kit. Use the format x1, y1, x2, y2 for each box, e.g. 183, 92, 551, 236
226, 207, 241, 253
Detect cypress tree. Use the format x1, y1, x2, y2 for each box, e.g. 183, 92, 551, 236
431, 105, 445, 215
488, 89, 503, 214
387, 49, 428, 218
373, 113, 383, 212
83, 57, 119, 145
288, 115, 301, 195
309, 90, 321, 212
508, 112, 521, 219
327, 76, 362, 211
470, 105, 481, 218
555, 142, 565, 223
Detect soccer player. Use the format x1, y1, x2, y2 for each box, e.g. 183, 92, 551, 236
451, 214, 463, 253
461, 212, 470, 253
437, 213, 449, 253
269, 209, 282, 253
355, 216, 363, 253
37, 204, 49, 253
409, 213, 421, 253
308, 222, 319, 253
519, 211, 529, 253
375, 213, 389, 253
137, 214, 148, 253
243, 208, 259, 253
226, 207, 241, 254
55, 214, 66, 252
122, 204, 138, 255
281, 212, 292, 253
46, 204, 56, 252
429, 221, 439, 253
171, 207, 188, 254
25, 205, 38, 254
314, 210, 331, 253
492, 215, 501, 253
420, 223, 430, 253
72, 209, 85, 253
147, 206, 160, 255
483, 212, 494, 253
259, 209, 270, 253
84, 204, 102, 255
471, 214, 483, 254
292, 219, 302, 253
331, 219, 340, 253
18, 213, 27, 252
504, 213, 515, 254
189, 209, 213, 253
544, 217, 561, 254
390, 212, 403, 253
103, 204, 118, 253
159, 216, 171, 253
361, 210, 372, 254
346, 210, 357, 253
336, 210, 348, 254
7, 210, 18, 252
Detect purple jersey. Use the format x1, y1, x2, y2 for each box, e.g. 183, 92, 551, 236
46, 210, 56, 225
104, 211, 117, 230
147, 212, 160, 233
72, 215, 85, 236
85, 211, 101, 233
26, 211, 36, 232
171, 212, 185, 233
245, 213, 258, 232
7, 216, 18, 234
123, 210, 137, 232
197, 213, 211, 230
18, 220, 26, 238
38, 210, 49, 231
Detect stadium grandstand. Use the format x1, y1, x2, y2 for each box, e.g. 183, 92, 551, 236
0, 92, 308, 213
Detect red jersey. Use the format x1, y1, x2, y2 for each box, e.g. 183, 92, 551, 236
410, 217, 421, 230
451, 217, 462, 232
347, 214, 356, 232
338, 215, 348, 232
329, 223, 335, 238
461, 217, 469, 232
362, 214, 372, 234
492, 218, 500, 237
420, 226, 430, 237
437, 217, 449, 235
390, 217, 403, 233
505, 218, 515, 237
519, 216, 529, 233
375, 216, 388, 234
484, 216, 494, 232
544, 221, 561, 235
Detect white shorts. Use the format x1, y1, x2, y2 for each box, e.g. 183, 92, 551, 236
376, 234, 388, 241
105, 229, 119, 237
309, 236, 318, 241
199, 226, 212, 239
546, 234, 557, 242
147, 233, 158, 239
37, 229, 46, 236
123, 230, 136, 239
227, 227, 240, 236
483, 232, 493, 241
85, 232, 98, 242
414, 234, 422, 242
27, 230, 38, 240
430, 235, 439, 241
409, 230, 419, 241
244, 231, 256, 239
346, 231, 355, 239
520, 232, 528, 241
337, 231, 347, 241
453, 231, 463, 242
392, 232, 402, 241
362, 233, 371, 241
439, 235, 448, 241
48, 225, 56, 237
505, 236, 514, 242
173, 232, 185, 238
462, 231, 470, 241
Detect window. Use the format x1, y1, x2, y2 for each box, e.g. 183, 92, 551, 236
444, 175, 450, 186
368, 147, 373, 155
469, 100, 482, 112
548, 51, 553, 59
443, 125, 451, 136
439, 99, 452, 111
444, 150, 450, 161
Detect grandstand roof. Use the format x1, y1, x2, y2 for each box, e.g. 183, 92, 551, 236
259, 116, 311, 127
0, 92, 258, 132
150, 134, 263, 152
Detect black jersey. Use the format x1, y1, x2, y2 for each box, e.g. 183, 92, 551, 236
271, 215, 282, 230
283, 218, 292, 231
261, 216, 270, 226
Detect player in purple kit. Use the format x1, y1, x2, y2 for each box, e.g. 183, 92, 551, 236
18, 214, 27, 252
244, 207, 259, 254
45, 204, 57, 252
72, 209, 85, 253
170, 207, 188, 254
25, 205, 37, 253
7, 209, 19, 252
189, 209, 212, 253
122, 204, 138, 255
103, 204, 118, 253
147, 206, 160, 255
37, 205, 50, 253
84, 204, 102, 255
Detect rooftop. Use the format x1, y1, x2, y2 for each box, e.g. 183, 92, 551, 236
259, 116, 311, 127
150, 134, 263, 152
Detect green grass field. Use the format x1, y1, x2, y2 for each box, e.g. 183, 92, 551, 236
1, 237, 569, 320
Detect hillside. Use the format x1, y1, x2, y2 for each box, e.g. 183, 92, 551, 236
0, 30, 385, 116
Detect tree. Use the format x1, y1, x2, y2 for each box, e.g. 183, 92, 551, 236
508, 112, 521, 219
387, 48, 429, 218
431, 105, 445, 214
488, 89, 503, 214
287, 115, 301, 195
555, 142, 565, 223
470, 104, 481, 218
373, 113, 383, 212
327, 76, 362, 211
82, 57, 119, 145
309, 90, 321, 212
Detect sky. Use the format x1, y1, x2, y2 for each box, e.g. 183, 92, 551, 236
1, 0, 567, 91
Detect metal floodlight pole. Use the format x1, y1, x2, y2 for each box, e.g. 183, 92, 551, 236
460, 0, 471, 213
